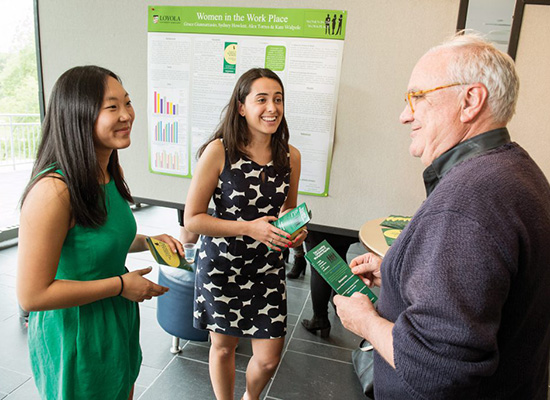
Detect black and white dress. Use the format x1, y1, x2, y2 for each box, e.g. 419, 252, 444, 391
193, 144, 290, 339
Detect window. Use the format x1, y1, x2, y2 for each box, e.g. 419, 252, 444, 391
0, 0, 40, 236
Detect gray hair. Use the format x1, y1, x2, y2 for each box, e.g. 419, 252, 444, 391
429, 32, 519, 124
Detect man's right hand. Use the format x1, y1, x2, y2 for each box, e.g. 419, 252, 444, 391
349, 253, 382, 288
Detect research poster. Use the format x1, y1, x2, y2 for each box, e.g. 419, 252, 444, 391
147, 6, 347, 196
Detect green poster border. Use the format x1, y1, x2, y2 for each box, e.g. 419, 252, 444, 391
148, 6, 347, 39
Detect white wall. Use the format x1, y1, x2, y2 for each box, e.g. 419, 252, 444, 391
38, 0, 461, 232
509, 4, 550, 179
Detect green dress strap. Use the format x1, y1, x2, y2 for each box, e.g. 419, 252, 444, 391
32, 163, 64, 181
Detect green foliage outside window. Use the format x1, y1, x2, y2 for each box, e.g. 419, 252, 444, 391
0, 14, 41, 164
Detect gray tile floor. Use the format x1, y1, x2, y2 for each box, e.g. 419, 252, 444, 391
0, 205, 368, 399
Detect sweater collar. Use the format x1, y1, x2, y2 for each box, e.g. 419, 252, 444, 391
423, 127, 511, 196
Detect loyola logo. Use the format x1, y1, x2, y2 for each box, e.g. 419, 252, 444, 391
151, 7, 181, 24
153, 14, 181, 24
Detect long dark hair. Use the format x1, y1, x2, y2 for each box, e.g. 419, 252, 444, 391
199, 68, 290, 174
21, 65, 133, 228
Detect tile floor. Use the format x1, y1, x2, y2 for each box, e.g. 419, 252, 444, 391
0, 205, 370, 399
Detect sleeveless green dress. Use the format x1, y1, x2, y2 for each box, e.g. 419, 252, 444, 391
28, 178, 141, 400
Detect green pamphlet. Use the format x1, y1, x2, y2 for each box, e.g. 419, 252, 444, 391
380, 215, 412, 230
379, 215, 410, 246
381, 227, 402, 246
146, 237, 193, 271
271, 202, 311, 240
305, 240, 378, 303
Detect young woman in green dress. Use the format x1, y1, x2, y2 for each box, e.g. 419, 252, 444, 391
16, 66, 183, 400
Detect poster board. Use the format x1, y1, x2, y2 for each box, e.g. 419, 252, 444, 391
147, 6, 347, 197
37, 0, 461, 234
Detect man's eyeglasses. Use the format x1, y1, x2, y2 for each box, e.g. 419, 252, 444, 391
404, 83, 464, 114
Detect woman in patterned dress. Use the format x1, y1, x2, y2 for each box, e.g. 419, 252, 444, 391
17, 66, 182, 400
185, 68, 307, 400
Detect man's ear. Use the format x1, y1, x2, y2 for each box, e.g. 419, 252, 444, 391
460, 83, 489, 123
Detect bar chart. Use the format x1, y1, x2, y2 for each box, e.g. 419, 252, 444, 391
153, 90, 181, 115
154, 120, 179, 143
154, 150, 180, 171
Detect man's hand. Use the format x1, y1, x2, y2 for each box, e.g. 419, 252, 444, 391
334, 292, 378, 338
335, 292, 396, 368
349, 253, 382, 287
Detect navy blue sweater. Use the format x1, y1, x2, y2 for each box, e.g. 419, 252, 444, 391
375, 143, 550, 399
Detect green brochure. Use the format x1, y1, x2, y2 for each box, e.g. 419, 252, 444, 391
271, 202, 311, 239
146, 237, 193, 271
305, 240, 378, 303
380, 215, 412, 230
381, 227, 402, 246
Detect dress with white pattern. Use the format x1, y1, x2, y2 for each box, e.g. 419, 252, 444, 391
193, 146, 290, 338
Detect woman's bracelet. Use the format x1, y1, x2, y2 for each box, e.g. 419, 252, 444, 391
117, 275, 124, 296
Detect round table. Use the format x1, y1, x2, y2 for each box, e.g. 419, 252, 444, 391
358, 217, 390, 257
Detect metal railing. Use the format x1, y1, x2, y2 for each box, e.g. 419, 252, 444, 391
0, 114, 41, 169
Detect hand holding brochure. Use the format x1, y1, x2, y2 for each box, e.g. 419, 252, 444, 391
305, 240, 377, 303
146, 237, 193, 271
271, 202, 311, 240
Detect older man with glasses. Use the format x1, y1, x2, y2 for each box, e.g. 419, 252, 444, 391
335, 33, 550, 399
